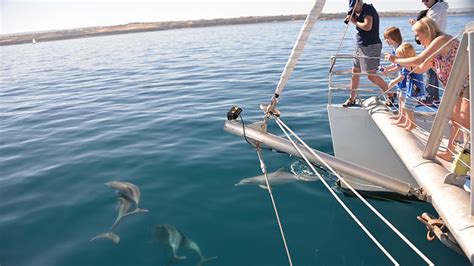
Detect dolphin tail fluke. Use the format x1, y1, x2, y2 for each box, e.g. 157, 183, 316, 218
198, 256, 218, 266
136, 208, 149, 213
90, 231, 120, 244
122, 208, 149, 219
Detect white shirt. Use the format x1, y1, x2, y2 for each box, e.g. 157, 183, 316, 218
427, 1, 448, 32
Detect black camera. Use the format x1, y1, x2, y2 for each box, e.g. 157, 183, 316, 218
344, 14, 357, 24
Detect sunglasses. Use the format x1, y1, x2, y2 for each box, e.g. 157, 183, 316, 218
414, 34, 422, 45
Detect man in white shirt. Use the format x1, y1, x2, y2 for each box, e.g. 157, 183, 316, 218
409, 0, 448, 32
425, 0, 448, 31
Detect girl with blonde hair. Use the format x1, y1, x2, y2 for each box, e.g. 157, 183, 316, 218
386, 17, 470, 161
387, 43, 425, 131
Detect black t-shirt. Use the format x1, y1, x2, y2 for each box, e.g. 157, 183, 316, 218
356, 4, 381, 47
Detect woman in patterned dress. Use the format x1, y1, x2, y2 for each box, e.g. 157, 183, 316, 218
386, 17, 469, 161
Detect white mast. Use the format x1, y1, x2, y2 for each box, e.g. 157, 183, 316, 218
262, 0, 325, 128
274, 0, 325, 96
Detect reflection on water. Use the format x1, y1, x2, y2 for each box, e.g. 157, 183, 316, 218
0, 15, 472, 266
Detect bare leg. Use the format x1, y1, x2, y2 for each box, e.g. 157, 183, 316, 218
392, 97, 404, 122
390, 93, 401, 119
437, 123, 457, 162
399, 109, 411, 128
404, 111, 416, 131
437, 97, 470, 162
395, 107, 407, 126
367, 70, 389, 93
452, 97, 470, 129
349, 67, 361, 100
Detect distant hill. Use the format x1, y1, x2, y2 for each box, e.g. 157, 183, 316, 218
1, 10, 472, 46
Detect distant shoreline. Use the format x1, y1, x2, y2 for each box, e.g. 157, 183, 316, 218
1, 11, 472, 46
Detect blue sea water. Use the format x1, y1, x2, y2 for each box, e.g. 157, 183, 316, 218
1, 15, 473, 266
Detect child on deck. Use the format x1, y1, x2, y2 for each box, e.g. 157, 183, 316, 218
379, 27, 403, 109
386, 43, 425, 131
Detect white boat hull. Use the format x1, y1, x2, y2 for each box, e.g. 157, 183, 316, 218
327, 102, 419, 191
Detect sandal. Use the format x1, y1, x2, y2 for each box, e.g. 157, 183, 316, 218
342, 98, 356, 107
385, 97, 395, 107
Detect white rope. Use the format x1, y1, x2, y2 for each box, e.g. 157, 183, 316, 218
274, 116, 435, 266
273, 117, 400, 266
410, 76, 445, 92
274, 0, 326, 97
333, 0, 360, 58
255, 145, 293, 266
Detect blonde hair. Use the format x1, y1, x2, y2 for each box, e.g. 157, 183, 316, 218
383, 27, 402, 44
412, 17, 443, 43
396, 43, 416, 58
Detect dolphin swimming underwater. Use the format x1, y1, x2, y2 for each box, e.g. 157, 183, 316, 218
234, 168, 319, 189
104, 181, 147, 211
91, 181, 148, 244
153, 224, 217, 266
110, 196, 149, 229
91, 196, 148, 244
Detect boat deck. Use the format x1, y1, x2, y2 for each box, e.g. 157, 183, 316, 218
364, 100, 474, 263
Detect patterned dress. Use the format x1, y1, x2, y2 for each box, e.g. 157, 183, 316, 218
432, 38, 470, 98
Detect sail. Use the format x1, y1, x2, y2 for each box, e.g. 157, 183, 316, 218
274, 0, 326, 96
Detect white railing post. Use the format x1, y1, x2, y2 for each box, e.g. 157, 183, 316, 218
468, 26, 474, 216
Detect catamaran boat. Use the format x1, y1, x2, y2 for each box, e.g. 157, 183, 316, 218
224, 0, 474, 264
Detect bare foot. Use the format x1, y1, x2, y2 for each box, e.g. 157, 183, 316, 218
389, 115, 399, 120
404, 123, 415, 131
437, 150, 453, 162
397, 122, 408, 128
392, 118, 405, 125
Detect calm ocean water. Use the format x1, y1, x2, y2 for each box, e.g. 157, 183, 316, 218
1, 15, 473, 266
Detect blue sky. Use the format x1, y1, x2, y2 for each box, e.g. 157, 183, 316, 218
1, 0, 473, 34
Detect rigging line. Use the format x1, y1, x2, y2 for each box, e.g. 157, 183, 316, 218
239, 113, 286, 153
406, 31, 464, 76
240, 113, 256, 148
333, 0, 359, 63
274, 116, 435, 266
383, 101, 433, 137
407, 94, 439, 113
255, 144, 293, 266
272, 118, 400, 266
441, 126, 470, 160
409, 76, 445, 92
381, 31, 464, 99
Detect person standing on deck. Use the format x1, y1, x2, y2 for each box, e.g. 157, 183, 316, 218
385, 17, 469, 161
342, 0, 388, 107
409, 0, 449, 104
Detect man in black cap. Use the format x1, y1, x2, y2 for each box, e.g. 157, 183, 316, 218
342, 0, 388, 107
